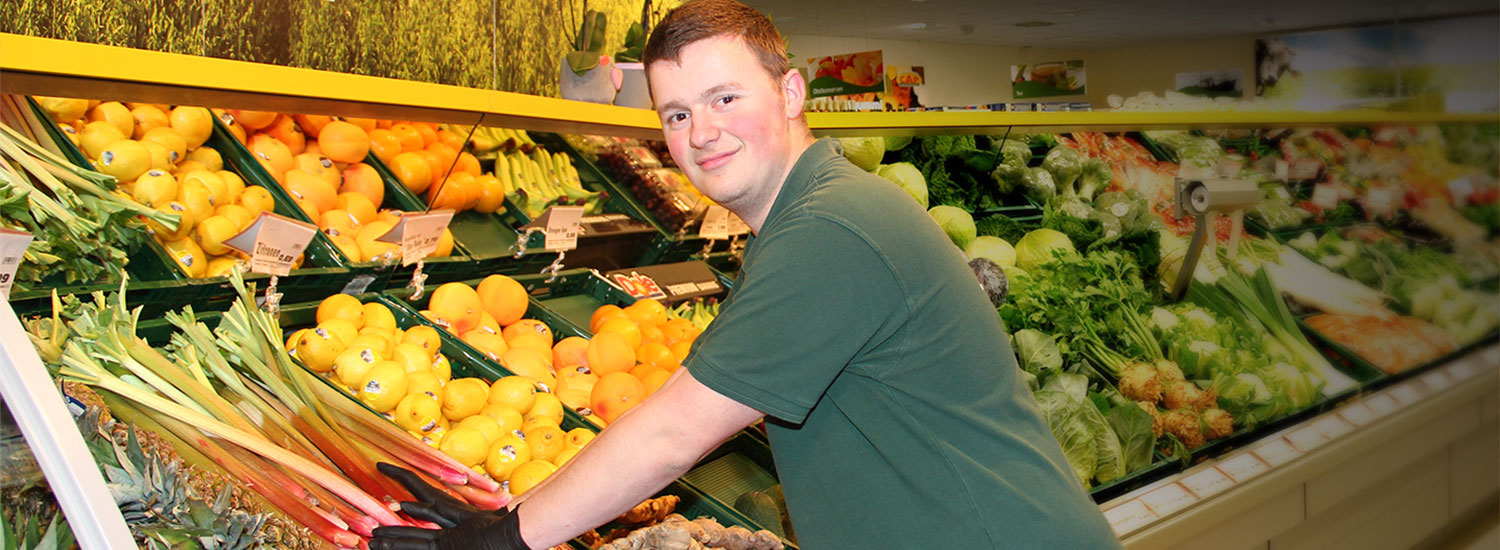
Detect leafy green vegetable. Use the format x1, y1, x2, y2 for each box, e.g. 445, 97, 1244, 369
1014, 228, 1076, 271
920, 135, 977, 158
1106, 404, 1156, 472
1020, 167, 1057, 202
928, 205, 977, 249
1040, 203, 1102, 251
838, 137, 886, 171
883, 136, 913, 152
1042, 145, 1084, 191
875, 162, 928, 208
965, 235, 1017, 268
1012, 329, 1063, 378
975, 214, 1028, 244
1034, 373, 1124, 487
993, 139, 1033, 168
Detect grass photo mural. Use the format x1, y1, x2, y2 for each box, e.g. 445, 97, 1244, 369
1, 0, 678, 98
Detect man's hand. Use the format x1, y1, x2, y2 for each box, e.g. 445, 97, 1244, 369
370, 463, 531, 550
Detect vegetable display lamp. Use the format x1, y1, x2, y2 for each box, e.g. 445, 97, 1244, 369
1169, 178, 1262, 300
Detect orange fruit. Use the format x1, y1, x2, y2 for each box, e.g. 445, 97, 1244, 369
284, 169, 338, 214
429, 282, 483, 334
635, 342, 677, 371
594, 317, 642, 349
590, 372, 645, 424
426, 142, 460, 173
427, 171, 475, 211
264, 115, 306, 153
500, 348, 555, 389
554, 365, 598, 395
640, 369, 672, 395
337, 192, 378, 225
389, 152, 432, 194
584, 332, 634, 376
637, 322, 665, 346
668, 340, 693, 363
590, 305, 625, 333
660, 318, 697, 345
390, 123, 424, 152
502, 319, 552, 343
248, 134, 294, 180
292, 153, 341, 186
625, 299, 669, 325
476, 274, 528, 326
129, 105, 169, 139
368, 128, 402, 164
413, 123, 438, 148
229, 109, 277, 131
355, 221, 399, 263
551, 336, 590, 368
88, 102, 134, 139
464, 330, 510, 362
628, 362, 659, 379
418, 149, 448, 184
454, 151, 481, 176
344, 117, 377, 132
435, 129, 466, 151
473, 174, 506, 214
318, 120, 371, 164
168, 106, 213, 148
339, 163, 385, 207
225, 121, 247, 143
293, 114, 332, 138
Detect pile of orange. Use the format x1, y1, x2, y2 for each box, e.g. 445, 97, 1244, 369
376, 124, 507, 215
226, 111, 457, 263
287, 292, 596, 496
579, 299, 702, 424
36, 97, 294, 278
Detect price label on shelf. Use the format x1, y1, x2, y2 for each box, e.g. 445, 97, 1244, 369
1140, 483, 1197, 517
1390, 382, 1425, 405
1422, 369, 1456, 392
1449, 359, 1481, 382
1366, 393, 1400, 419
0, 228, 33, 299
1364, 187, 1397, 218
699, 205, 731, 240
1103, 499, 1156, 536
1274, 159, 1289, 180
1217, 453, 1270, 482
1286, 426, 1329, 453
1290, 160, 1322, 180
1180, 468, 1234, 499
1448, 177, 1476, 204
1252, 438, 1301, 467
1312, 415, 1355, 441
1339, 402, 1377, 427
376, 210, 455, 266
1311, 184, 1340, 210
542, 206, 584, 251
340, 274, 377, 295
224, 212, 317, 276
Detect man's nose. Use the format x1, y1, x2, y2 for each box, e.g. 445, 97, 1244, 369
689, 112, 719, 149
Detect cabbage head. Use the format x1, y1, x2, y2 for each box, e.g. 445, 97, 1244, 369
876, 162, 928, 208
965, 236, 1017, 269
837, 137, 885, 171
1014, 228, 1076, 271
1012, 329, 1062, 378
928, 205, 976, 249
884, 136, 913, 152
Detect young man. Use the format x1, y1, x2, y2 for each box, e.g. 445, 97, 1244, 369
370, 1, 1121, 548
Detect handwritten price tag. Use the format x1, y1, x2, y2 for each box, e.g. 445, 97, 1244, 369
377, 210, 455, 266
224, 212, 317, 276
1103, 499, 1156, 536
0, 228, 34, 299
699, 205, 731, 240
1365, 187, 1397, 218
1217, 453, 1270, 482
543, 206, 584, 251
1390, 382, 1425, 405
1311, 184, 1340, 210
1181, 467, 1235, 499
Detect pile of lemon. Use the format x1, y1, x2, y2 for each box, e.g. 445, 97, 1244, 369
288, 291, 594, 496
36, 97, 293, 278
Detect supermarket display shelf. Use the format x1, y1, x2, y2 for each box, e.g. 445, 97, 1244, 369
1105, 343, 1500, 548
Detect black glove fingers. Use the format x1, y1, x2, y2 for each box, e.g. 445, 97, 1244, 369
377, 462, 470, 509
399, 502, 460, 529
369, 526, 441, 550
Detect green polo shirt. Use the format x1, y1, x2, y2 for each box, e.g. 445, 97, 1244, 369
685, 139, 1120, 549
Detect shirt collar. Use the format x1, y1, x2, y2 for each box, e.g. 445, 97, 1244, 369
758, 138, 842, 235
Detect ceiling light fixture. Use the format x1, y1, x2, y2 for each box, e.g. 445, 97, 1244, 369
1014, 20, 1054, 28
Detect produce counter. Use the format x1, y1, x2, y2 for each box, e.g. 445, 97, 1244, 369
2, 38, 1498, 549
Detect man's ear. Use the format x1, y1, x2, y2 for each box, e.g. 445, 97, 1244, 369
781, 68, 807, 120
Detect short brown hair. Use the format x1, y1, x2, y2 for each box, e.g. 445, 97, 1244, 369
643, 0, 790, 83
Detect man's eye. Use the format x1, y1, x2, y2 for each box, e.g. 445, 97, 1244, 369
717, 96, 736, 106
668, 112, 688, 124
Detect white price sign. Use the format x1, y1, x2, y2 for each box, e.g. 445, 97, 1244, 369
224, 212, 317, 276
376, 210, 454, 266
0, 228, 34, 299
1252, 438, 1301, 467
1290, 160, 1322, 180
1180, 467, 1235, 499
1312, 415, 1355, 441
1103, 499, 1156, 536
1422, 369, 1455, 392
1274, 159, 1289, 180
1311, 184, 1340, 210
1366, 393, 1400, 418
542, 206, 584, 251
1217, 453, 1270, 482
1365, 187, 1397, 218
699, 205, 731, 240
1449, 359, 1481, 382
1339, 402, 1377, 427
1141, 483, 1196, 517
1286, 426, 1329, 453
1391, 382, 1425, 405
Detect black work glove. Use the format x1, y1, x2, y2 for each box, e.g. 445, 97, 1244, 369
370, 462, 532, 550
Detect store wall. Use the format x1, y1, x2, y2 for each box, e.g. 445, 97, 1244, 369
785, 33, 1255, 108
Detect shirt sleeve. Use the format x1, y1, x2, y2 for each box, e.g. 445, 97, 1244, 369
685, 215, 903, 424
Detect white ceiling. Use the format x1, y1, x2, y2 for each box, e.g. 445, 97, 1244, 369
743, 0, 1498, 48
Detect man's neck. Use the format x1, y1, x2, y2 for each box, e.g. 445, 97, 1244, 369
737, 131, 817, 234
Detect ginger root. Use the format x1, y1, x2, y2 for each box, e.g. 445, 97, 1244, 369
596, 514, 783, 550
618, 495, 682, 525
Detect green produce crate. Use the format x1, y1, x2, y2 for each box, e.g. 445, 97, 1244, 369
679, 430, 794, 537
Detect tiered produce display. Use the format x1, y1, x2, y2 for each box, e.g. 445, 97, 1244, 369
3, 84, 1495, 548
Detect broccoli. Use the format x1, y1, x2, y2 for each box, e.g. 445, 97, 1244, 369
1056, 196, 1093, 219
1042, 145, 1084, 191
1041, 201, 1103, 250
1089, 210, 1123, 239
992, 162, 1025, 195
975, 214, 1028, 243
1075, 159, 1113, 202
1021, 167, 1057, 202
920, 134, 978, 158
993, 139, 1033, 168
1023, 133, 1059, 149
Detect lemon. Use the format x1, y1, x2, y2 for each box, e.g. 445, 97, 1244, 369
556, 388, 592, 414
523, 392, 565, 427
169, 106, 213, 148
174, 160, 209, 175
439, 426, 489, 468
160, 237, 207, 278
88, 101, 134, 137
345, 334, 392, 361
96, 139, 151, 183
145, 201, 194, 241
394, 393, 442, 433
296, 327, 346, 373
185, 147, 223, 171
402, 325, 442, 356
357, 361, 409, 412
441, 378, 489, 421
182, 170, 228, 207
391, 342, 435, 373
456, 414, 503, 444
432, 354, 453, 382
363, 303, 398, 331
484, 434, 532, 480
522, 424, 566, 463
405, 369, 443, 400
487, 376, 538, 414
214, 204, 255, 230
216, 170, 245, 204
130, 105, 168, 139
506, 461, 556, 495
565, 428, 596, 448
333, 346, 380, 383
37, 96, 87, 123
140, 127, 187, 165
317, 318, 360, 348
205, 256, 240, 278
479, 404, 525, 435
140, 141, 172, 170
553, 446, 581, 467
79, 121, 126, 159
193, 214, 240, 256
284, 328, 307, 352
175, 177, 215, 223
329, 234, 362, 262
237, 186, 275, 214
132, 169, 178, 208
316, 294, 365, 327
555, 365, 598, 395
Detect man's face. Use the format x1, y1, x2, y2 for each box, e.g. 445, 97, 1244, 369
648, 36, 794, 214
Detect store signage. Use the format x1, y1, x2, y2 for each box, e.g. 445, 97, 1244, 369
377, 209, 455, 266
224, 212, 317, 276
1180, 467, 1234, 499
889, 66, 925, 87
1216, 453, 1270, 482
520, 206, 584, 252
0, 228, 34, 299
1364, 186, 1396, 218
1311, 183, 1340, 210
1390, 382, 1425, 405
604, 261, 722, 304
1311, 415, 1354, 441
699, 205, 731, 240
806, 51, 885, 98
1011, 59, 1086, 98
1103, 499, 1156, 535
1251, 438, 1300, 466
1286, 426, 1329, 453
1139, 482, 1196, 517
1449, 359, 1480, 382
1289, 159, 1321, 180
